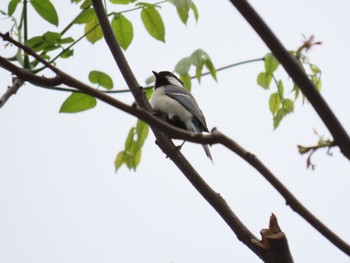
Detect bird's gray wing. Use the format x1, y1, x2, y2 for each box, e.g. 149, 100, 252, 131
163, 84, 208, 131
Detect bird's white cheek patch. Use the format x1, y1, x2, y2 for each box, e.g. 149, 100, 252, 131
165, 76, 183, 87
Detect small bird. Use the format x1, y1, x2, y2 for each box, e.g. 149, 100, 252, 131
150, 71, 212, 161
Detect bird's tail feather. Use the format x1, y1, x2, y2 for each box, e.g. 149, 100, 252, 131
202, 144, 213, 161
190, 119, 213, 162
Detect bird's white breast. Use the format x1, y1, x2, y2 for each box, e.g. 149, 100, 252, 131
150, 87, 192, 123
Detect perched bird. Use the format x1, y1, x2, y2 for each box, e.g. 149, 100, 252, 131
150, 70, 212, 161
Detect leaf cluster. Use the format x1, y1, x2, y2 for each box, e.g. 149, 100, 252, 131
257, 48, 322, 129
114, 120, 149, 171
174, 49, 216, 90
59, 70, 113, 113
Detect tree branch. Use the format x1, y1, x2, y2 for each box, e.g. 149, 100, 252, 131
211, 129, 350, 257
91, 0, 268, 260
228, 0, 350, 160
0, 34, 348, 257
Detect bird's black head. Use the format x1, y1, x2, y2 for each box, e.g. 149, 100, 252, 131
152, 71, 183, 89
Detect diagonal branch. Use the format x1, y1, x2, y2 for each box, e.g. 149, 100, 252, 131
91, 0, 267, 259
227, 0, 350, 160
212, 129, 350, 257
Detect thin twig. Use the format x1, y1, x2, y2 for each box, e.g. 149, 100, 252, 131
32, 58, 264, 93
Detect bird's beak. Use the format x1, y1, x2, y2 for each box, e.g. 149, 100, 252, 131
152, 71, 159, 78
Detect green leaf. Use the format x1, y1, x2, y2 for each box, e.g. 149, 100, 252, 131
60, 49, 74, 58
74, 8, 96, 24
124, 153, 134, 170
85, 17, 103, 43
118, 120, 148, 172
204, 58, 217, 81
273, 109, 285, 129
125, 127, 135, 150
316, 78, 322, 91
58, 37, 74, 44
128, 141, 137, 160
257, 72, 272, 89
110, 0, 136, 4
59, 93, 97, 113
277, 80, 284, 98
272, 99, 294, 129
264, 53, 279, 74
133, 149, 142, 169
42, 44, 60, 52
190, 2, 199, 22
312, 76, 322, 91
190, 49, 205, 68
309, 64, 320, 74
269, 92, 281, 115
169, 0, 192, 24
195, 67, 202, 82
175, 57, 192, 75
8, 0, 21, 16
283, 99, 294, 113
180, 73, 191, 91
292, 82, 300, 101
25, 36, 44, 51
141, 7, 165, 42
43, 31, 61, 43
114, 151, 126, 171
111, 14, 134, 50
30, 0, 59, 26
136, 120, 149, 149
144, 88, 153, 99
88, 70, 113, 90
80, 0, 92, 9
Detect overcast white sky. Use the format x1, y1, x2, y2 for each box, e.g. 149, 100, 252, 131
1, 0, 349, 262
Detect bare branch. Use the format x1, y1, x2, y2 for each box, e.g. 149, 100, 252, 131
228, 0, 350, 160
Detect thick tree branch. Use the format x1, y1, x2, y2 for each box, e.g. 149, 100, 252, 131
228, 0, 350, 160
0, 33, 348, 257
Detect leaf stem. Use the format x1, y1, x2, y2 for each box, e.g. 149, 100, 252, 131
32, 58, 264, 93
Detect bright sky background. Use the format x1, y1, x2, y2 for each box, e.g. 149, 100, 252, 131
1, 0, 349, 262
